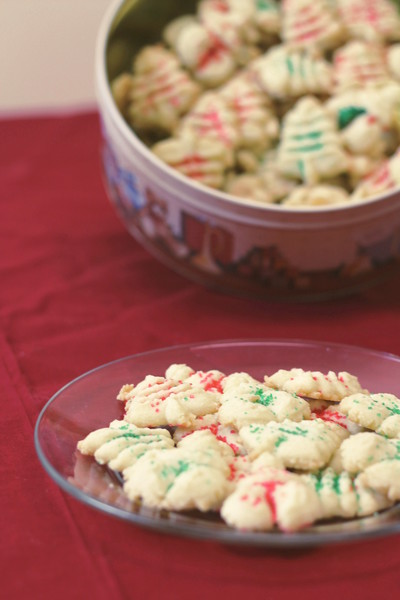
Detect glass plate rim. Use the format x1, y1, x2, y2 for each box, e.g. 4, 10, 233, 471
34, 337, 400, 547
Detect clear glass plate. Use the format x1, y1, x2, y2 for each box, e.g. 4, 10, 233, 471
34, 339, 400, 547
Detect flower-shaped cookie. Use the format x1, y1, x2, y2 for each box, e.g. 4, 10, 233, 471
327, 81, 400, 130
340, 113, 387, 161
172, 21, 237, 88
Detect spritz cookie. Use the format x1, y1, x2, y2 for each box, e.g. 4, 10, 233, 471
173, 413, 245, 455
220, 71, 279, 156
387, 44, 400, 82
152, 135, 231, 189
338, 392, 400, 436
332, 41, 391, 93
281, 184, 350, 208
123, 444, 231, 511
124, 45, 201, 134
238, 418, 348, 470
351, 149, 400, 201
221, 466, 323, 531
176, 428, 234, 458
171, 20, 237, 88
77, 420, 174, 472
336, 0, 400, 43
358, 457, 400, 502
219, 372, 311, 429
329, 431, 398, 474
327, 82, 400, 130
165, 364, 226, 393
225, 173, 276, 203
303, 467, 392, 519
276, 96, 349, 184
252, 45, 333, 100
119, 373, 221, 428
309, 401, 363, 434
264, 367, 367, 402
177, 92, 240, 155
198, 0, 260, 48
281, 0, 346, 51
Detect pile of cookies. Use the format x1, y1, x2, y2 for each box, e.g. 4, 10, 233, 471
77, 363, 400, 532
111, 0, 400, 208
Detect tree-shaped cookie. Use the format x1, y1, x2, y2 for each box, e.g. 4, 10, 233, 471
276, 96, 348, 184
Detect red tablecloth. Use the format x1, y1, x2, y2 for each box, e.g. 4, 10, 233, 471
2, 111, 400, 600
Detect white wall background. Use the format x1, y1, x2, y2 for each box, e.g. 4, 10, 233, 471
0, 0, 112, 115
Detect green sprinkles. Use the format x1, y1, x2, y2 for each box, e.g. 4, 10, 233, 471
292, 131, 323, 142
161, 459, 191, 481
256, 0, 276, 10
289, 142, 325, 153
274, 435, 287, 448
276, 424, 309, 437
106, 432, 142, 442
332, 474, 342, 496
254, 387, 276, 407
285, 56, 295, 75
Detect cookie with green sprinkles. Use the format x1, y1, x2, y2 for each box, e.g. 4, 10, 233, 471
303, 467, 392, 520
238, 418, 348, 470
338, 392, 400, 434
275, 96, 349, 185
219, 371, 311, 430
75, 360, 400, 533
220, 466, 323, 532
329, 431, 399, 474
77, 420, 174, 472
123, 444, 231, 511
251, 45, 333, 101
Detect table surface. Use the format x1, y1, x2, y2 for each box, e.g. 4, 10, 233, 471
2, 111, 400, 600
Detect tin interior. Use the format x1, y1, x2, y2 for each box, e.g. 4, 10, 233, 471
106, 0, 198, 83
